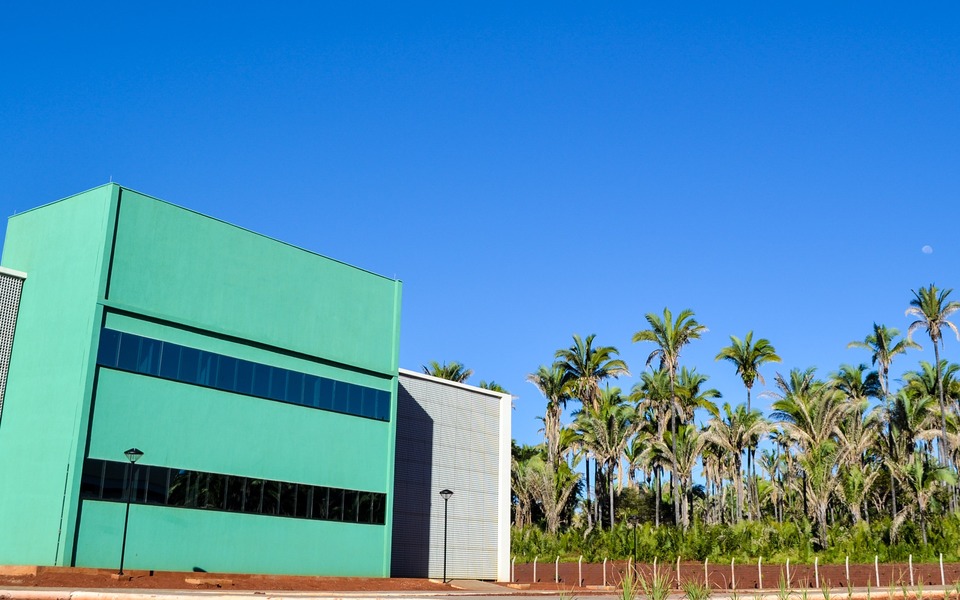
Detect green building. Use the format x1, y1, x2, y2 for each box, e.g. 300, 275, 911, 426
0, 184, 403, 576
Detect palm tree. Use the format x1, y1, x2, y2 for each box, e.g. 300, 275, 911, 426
799, 439, 840, 549
655, 423, 705, 529
527, 455, 582, 534
674, 367, 722, 423
421, 360, 473, 383
633, 307, 707, 522
555, 333, 629, 526
704, 402, 770, 522
555, 334, 630, 413
715, 332, 780, 519
769, 368, 848, 450
479, 380, 509, 393
527, 364, 571, 469
848, 324, 918, 398
892, 454, 957, 545
849, 324, 918, 520
906, 284, 960, 466
573, 386, 637, 529
632, 368, 673, 526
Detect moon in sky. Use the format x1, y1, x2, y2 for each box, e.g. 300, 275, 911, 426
922, 245, 934, 254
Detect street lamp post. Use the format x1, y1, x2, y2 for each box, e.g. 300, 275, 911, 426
119, 447, 144, 576
439, 489, 453, 583
629, 515, 639, 568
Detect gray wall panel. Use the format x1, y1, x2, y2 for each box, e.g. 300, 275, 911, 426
391, 372, 507, 580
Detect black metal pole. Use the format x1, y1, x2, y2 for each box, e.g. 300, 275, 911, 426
119, 464, 133, 575
443, 497, 449, 583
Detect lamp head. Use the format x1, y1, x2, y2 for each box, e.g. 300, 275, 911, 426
439, 488, 453, 500
124, 448, 144, 464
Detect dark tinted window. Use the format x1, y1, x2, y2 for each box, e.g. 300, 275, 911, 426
137, 338, 162, 376
343, 490, 359, 522
81, 459, 385, 526
332, 381, 349, 413
97, 329, 391, 421
144, 466, 169, 505
102, 461, 126, 500
252, 363, 271, 398
328, 488, 344, 521
80, 459, 104, 498
348, 384, 363, 416
286, 372, 304, 405
371, 493, 386, 524
217, 356, 237, 391
268, 368, 287, 402
318, 378, 334, 411
97, 330, 120, 366
117, 334, 140, 372
197, 352, 216, 386
278, 482, 297, 516
303, 375, 321, 408
261, 481, 279, 515
235, 360, 254, 395
179, 347, 199, 382
224, 476, 245, 512
312, 487, 329, 520
159, 344, 181, 379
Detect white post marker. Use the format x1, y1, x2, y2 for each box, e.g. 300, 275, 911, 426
579, 555, 583, 588
845, 556, 850, 584
815, 556, 819, 589
511, 556, 515, 582
875, 555, 880, 588
628, 557, 633, 578
556, 556, 560, 584
603, 558, 608, 588
654, 556, 658, 577
941, 553, 946, 586
731, 558, 736, 590
705, 558, 709, 588
786, 558, 791, 587
533, 556, 538, 583
909, 554, 913, 587
758, 556, 763, 590
677, 556, 681, 588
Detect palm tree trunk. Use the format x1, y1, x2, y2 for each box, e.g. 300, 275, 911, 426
655, 465, 661, 527
585, 456, 593, 529
670, 371, 680, 525
609, 461, 615, 530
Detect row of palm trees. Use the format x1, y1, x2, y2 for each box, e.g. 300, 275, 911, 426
512, 284, 960, 549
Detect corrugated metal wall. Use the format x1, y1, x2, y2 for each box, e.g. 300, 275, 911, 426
0, 270, 24, 423
392, 373, 504, 580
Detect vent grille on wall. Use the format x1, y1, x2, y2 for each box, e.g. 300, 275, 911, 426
0, 268, 26, 423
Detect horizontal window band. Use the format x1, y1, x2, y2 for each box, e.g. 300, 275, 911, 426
96, 328, 391, 422
80, 458, 386, 525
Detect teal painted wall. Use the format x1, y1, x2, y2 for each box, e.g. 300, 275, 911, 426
0, 185, 402, 576
0, 185, 115, 565
90, 369, 392, 492
76, 501, 387, 576
107, 190, 401, 376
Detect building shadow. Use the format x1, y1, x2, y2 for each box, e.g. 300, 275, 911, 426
390, 381, 434, 577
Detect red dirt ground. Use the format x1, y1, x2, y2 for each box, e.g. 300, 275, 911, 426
0, 567, 453, 592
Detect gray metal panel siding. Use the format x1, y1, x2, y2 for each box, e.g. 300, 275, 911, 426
0, 272, 24, 422
392, 374, 502, 580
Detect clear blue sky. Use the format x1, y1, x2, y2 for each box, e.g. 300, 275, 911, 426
2, 3, 958, 447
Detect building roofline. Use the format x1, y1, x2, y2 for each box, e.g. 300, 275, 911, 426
0, 266, 27, 279
9, 183, 401, 284
398, 367, 511, 400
